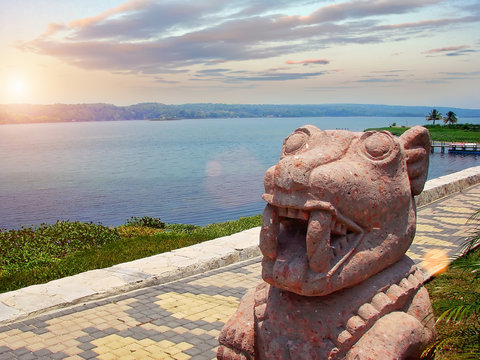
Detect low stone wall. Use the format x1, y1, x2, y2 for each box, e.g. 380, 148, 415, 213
416, 165, 480, 207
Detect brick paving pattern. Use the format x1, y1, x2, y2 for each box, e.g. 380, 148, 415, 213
0, 184, 479, 359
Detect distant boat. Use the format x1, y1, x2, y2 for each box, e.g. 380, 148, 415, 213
448, 142, 480, 154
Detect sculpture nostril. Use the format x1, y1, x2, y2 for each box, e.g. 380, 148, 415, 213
274, 160, 309, 190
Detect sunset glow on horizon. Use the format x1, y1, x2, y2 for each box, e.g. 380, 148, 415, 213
1, 0, 479, 107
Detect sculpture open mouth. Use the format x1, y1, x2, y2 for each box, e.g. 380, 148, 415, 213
260, 198, 364, 290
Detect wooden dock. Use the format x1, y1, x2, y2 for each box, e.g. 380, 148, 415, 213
431, 141, 480, 154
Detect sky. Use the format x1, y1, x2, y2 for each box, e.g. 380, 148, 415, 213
0, 0, 479, 107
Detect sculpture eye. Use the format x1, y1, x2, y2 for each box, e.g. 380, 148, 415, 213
361, 132, 395, 160
284, 131, 308, 155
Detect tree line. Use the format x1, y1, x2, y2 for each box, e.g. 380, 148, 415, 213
426, 109, 458, 125
0, 103, 478, 124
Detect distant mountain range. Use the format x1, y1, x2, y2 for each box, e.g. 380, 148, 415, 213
1, 103, 479, 124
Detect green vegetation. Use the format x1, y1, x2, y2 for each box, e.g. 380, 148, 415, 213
1, 103, 478, 124
365, 124, 480, 143
443, 111, 458, 125
0, 215, 262, 293
426, 109, 444, 126
125, 215, 166, 229
423, 211, 480, 359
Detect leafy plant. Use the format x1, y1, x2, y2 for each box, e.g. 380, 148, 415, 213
0, 215, 262, 293
0, 221, 119, 274
125, 216, 166, 229
422, 210, 480, 359
117, 225, 164, 238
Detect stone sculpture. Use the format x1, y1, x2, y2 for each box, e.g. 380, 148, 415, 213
218, 125, 435, 359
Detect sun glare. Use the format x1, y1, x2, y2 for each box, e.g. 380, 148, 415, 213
11, 79, 25, 94
3, 74, 31, 102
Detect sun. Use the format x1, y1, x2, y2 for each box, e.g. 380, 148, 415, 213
10, 78, 25, 94
3, 74, 31, 102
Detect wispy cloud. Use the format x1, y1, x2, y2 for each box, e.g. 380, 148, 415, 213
423, 44, 478, 57
425, 45, 470, 54
228, 71, 326, 82
193, 67, 328, 83
18, 0, 480, 78
286, 59, 330, 65
356, 78, 403, 83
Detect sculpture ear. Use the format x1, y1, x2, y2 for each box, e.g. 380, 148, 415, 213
399, 126, 431, 196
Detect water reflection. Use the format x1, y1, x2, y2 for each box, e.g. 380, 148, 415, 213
428, 152, 479, 180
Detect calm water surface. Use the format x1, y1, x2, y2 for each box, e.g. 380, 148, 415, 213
1, 117, 479, 229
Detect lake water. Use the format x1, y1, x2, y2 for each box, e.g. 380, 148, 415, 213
1, 117, 479, 229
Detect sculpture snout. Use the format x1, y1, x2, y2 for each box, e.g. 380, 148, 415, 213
273, 156, 312, 190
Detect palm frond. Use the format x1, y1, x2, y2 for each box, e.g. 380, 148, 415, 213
436, 303, 480, 324
422, 324, 480, 359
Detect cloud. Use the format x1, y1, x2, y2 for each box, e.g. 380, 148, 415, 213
192, 67, 328, 83
304, 0, 444, 24
68, 0, 150, 30
425, 45, 470, 54
286, 59, 330, 65
424, 45, 477, 57
19, 0, 480, 77
445, 49, 476, 56
229, 71, 326, 82
371, 70, 406, 74
155, 77, 181, 84
356, 78, 403, 83
441, 71, 480, 76
373, 19, 447, 32
196, 68, 232, 74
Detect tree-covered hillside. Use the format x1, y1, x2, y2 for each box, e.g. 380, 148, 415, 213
0, 103, 478, 124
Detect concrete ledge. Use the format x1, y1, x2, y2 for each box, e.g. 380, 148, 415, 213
1, 166, 480, 325
416, 166, 480, 207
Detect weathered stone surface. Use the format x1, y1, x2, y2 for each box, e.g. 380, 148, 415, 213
218, 125, 435, 359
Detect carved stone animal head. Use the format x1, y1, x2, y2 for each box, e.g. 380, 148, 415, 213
260, 125, 430, 296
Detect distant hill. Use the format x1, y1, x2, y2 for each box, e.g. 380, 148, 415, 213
0, 103, 478, 124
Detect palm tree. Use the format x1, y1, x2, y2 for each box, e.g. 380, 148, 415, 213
426, 109, 443, 125
443, 111, 458, 125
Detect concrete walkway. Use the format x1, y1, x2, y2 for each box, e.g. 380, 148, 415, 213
0, 166, 479, 359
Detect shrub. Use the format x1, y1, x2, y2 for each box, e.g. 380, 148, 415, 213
125, 216, 166, 229
117, 225, 164, 238
422, 209, 480, 359
0, 221, 119, 274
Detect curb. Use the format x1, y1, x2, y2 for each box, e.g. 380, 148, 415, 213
416, 165, 480, 207
1, 166, 480, 325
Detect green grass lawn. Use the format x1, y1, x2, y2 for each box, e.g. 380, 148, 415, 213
364, 124, 480, 143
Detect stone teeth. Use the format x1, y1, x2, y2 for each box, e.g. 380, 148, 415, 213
339, 236, 348, 250
287, 207, 298, 218
332, 222, 347, 235
277, 206, 309, 220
